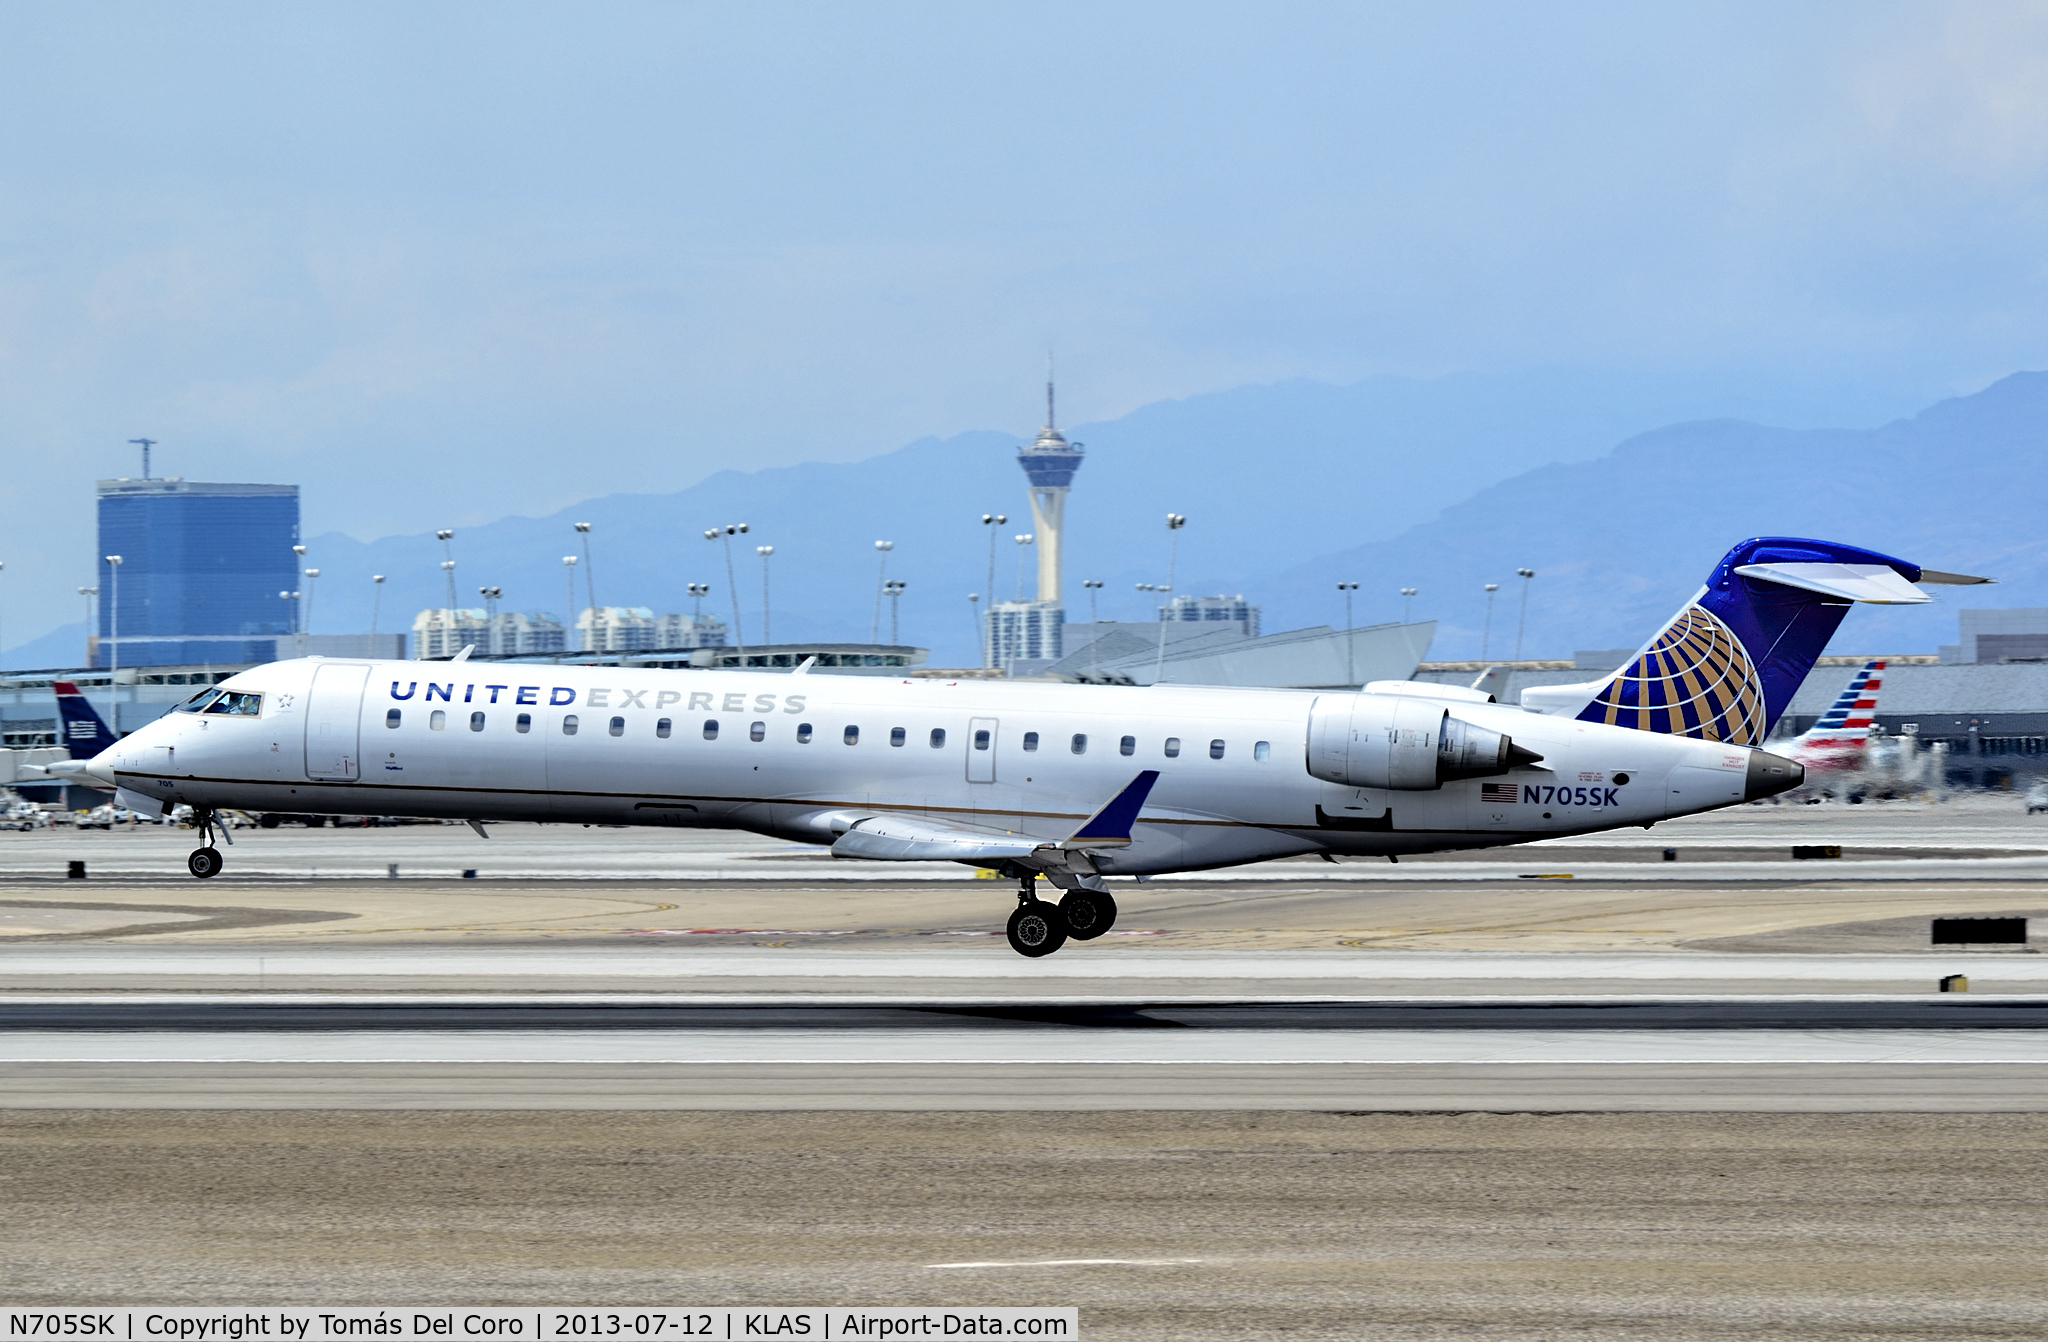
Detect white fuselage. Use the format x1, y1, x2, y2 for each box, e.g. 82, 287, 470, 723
105, 658, 1768, 874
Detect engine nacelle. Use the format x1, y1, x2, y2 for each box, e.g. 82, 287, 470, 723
1307, 692, 1539, 791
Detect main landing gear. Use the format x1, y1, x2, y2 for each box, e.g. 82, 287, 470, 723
186, 808, 230, 880
1000, 868, 1120, 957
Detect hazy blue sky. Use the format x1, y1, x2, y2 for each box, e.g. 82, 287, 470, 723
7, 1, 2048, 644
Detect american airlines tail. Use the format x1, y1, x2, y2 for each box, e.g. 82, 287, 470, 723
1523, 538, 1984, 741
1785, 659, 1885, 773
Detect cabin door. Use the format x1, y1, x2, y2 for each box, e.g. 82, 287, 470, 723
966, 717, 998, 783
303, 663, 368, 781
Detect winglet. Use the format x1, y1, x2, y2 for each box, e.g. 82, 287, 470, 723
1063, 770, 1161, 848
452, 645, 474, 662
793, 656, 816, 675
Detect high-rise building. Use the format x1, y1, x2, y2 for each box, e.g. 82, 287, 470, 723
986, 599, 1065, 670
95, 478, 299, 668
1160, 593, 1261, 638
413, 609, 566, 658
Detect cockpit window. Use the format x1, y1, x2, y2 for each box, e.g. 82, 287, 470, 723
174, 688, 222, 714
202, 691, 263, 717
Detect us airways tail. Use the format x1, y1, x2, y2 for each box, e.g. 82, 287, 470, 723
1523, 539, 1983, 742
1785, 659, 1885, 773
54, 681, 118, 757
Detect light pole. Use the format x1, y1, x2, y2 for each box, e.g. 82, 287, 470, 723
1513, 568, 1536, 662
104, 555, 122, 730
1337, 581, 1360, 686
1081, 578, 1103, 677
573, 522, 597, 616
368, 575, 386, 655
979, 513, 1006, 664
479, 586, 502, 655
870, 540, 895, 644
1011, 533, 1034, 600
562, 556, 579, 652
967, 593, 981, 666
1153, 513, 1186, 684
435, 531, 457, 613
756, 546, 774, 645
302, 568, 320, 650
1401, 587, 1418, 624
0, 560, 6, 669
884, 579, 907, 646
705, 524, 749, 659
1481, 582, 1500, 661
292, 545, 308, 656
687, 582, 710, 628
78, 587, 97, 667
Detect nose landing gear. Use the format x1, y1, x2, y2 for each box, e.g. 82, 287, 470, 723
186, 808, 228, 879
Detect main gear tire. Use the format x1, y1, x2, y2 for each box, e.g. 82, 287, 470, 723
1058, 888, 1118, 941
187, 847, 223, 880
1005, 900, 1068, 958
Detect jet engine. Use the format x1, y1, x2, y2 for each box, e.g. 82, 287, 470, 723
1307, 692, 1541, 791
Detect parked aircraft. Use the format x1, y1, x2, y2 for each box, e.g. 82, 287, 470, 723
1783, 659, 1886, 776
17, 681, 119, 794
78, 537, 1982, 955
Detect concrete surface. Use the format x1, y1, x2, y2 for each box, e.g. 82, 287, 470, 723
3, 1110, 2044, 1338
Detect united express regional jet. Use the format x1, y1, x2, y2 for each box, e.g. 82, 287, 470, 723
78, 537, 1983, 956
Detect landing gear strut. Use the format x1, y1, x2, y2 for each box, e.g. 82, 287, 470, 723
1004, 868, 1068, 958
187, 807, 227, 880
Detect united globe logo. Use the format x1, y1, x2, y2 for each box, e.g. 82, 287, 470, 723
1583, 605, 1764, 745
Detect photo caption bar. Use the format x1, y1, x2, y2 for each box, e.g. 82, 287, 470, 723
2, 1311, 1076, 1342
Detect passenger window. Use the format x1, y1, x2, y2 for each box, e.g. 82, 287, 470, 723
429, 710, 446, 731
656, 718, 671, 738
516, 713, 531, 733
1023, 731, 1039, 752
797, 722, 814, 744
1210, 739, 1226, 759
929, 728, 946, 748
562, 714, 579, 735
1254, 740, 1271, 761
703, 719, 719, 740
609, 716, 625, 737
385, 708, 401, 728
1120, 735, 1136, 756
1164, 737, 1180, 758
751, 721, 766, 742
1071, 733, 1088, 755
890, 727, 906, 747
973, 729, 990, 751
470, 711, 485, 732
844, 725, 860, 745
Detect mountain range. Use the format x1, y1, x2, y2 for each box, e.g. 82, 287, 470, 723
1, 368, 2028, 671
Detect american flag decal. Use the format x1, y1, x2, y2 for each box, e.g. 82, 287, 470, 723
1481, 783, 1518, 803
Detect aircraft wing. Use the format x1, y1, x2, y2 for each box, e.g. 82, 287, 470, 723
830, 771, 1163, 863
830, 813, 1046, 862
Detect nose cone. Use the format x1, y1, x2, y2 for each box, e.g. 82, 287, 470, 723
1745, 749, 1804, 801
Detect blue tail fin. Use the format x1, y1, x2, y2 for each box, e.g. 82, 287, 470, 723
1574, 538, 1950, 744
52, 681, 118, 757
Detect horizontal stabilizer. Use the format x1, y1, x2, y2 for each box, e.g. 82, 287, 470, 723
1915, 569, 1993, 585
1731, 562, 1931, 605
